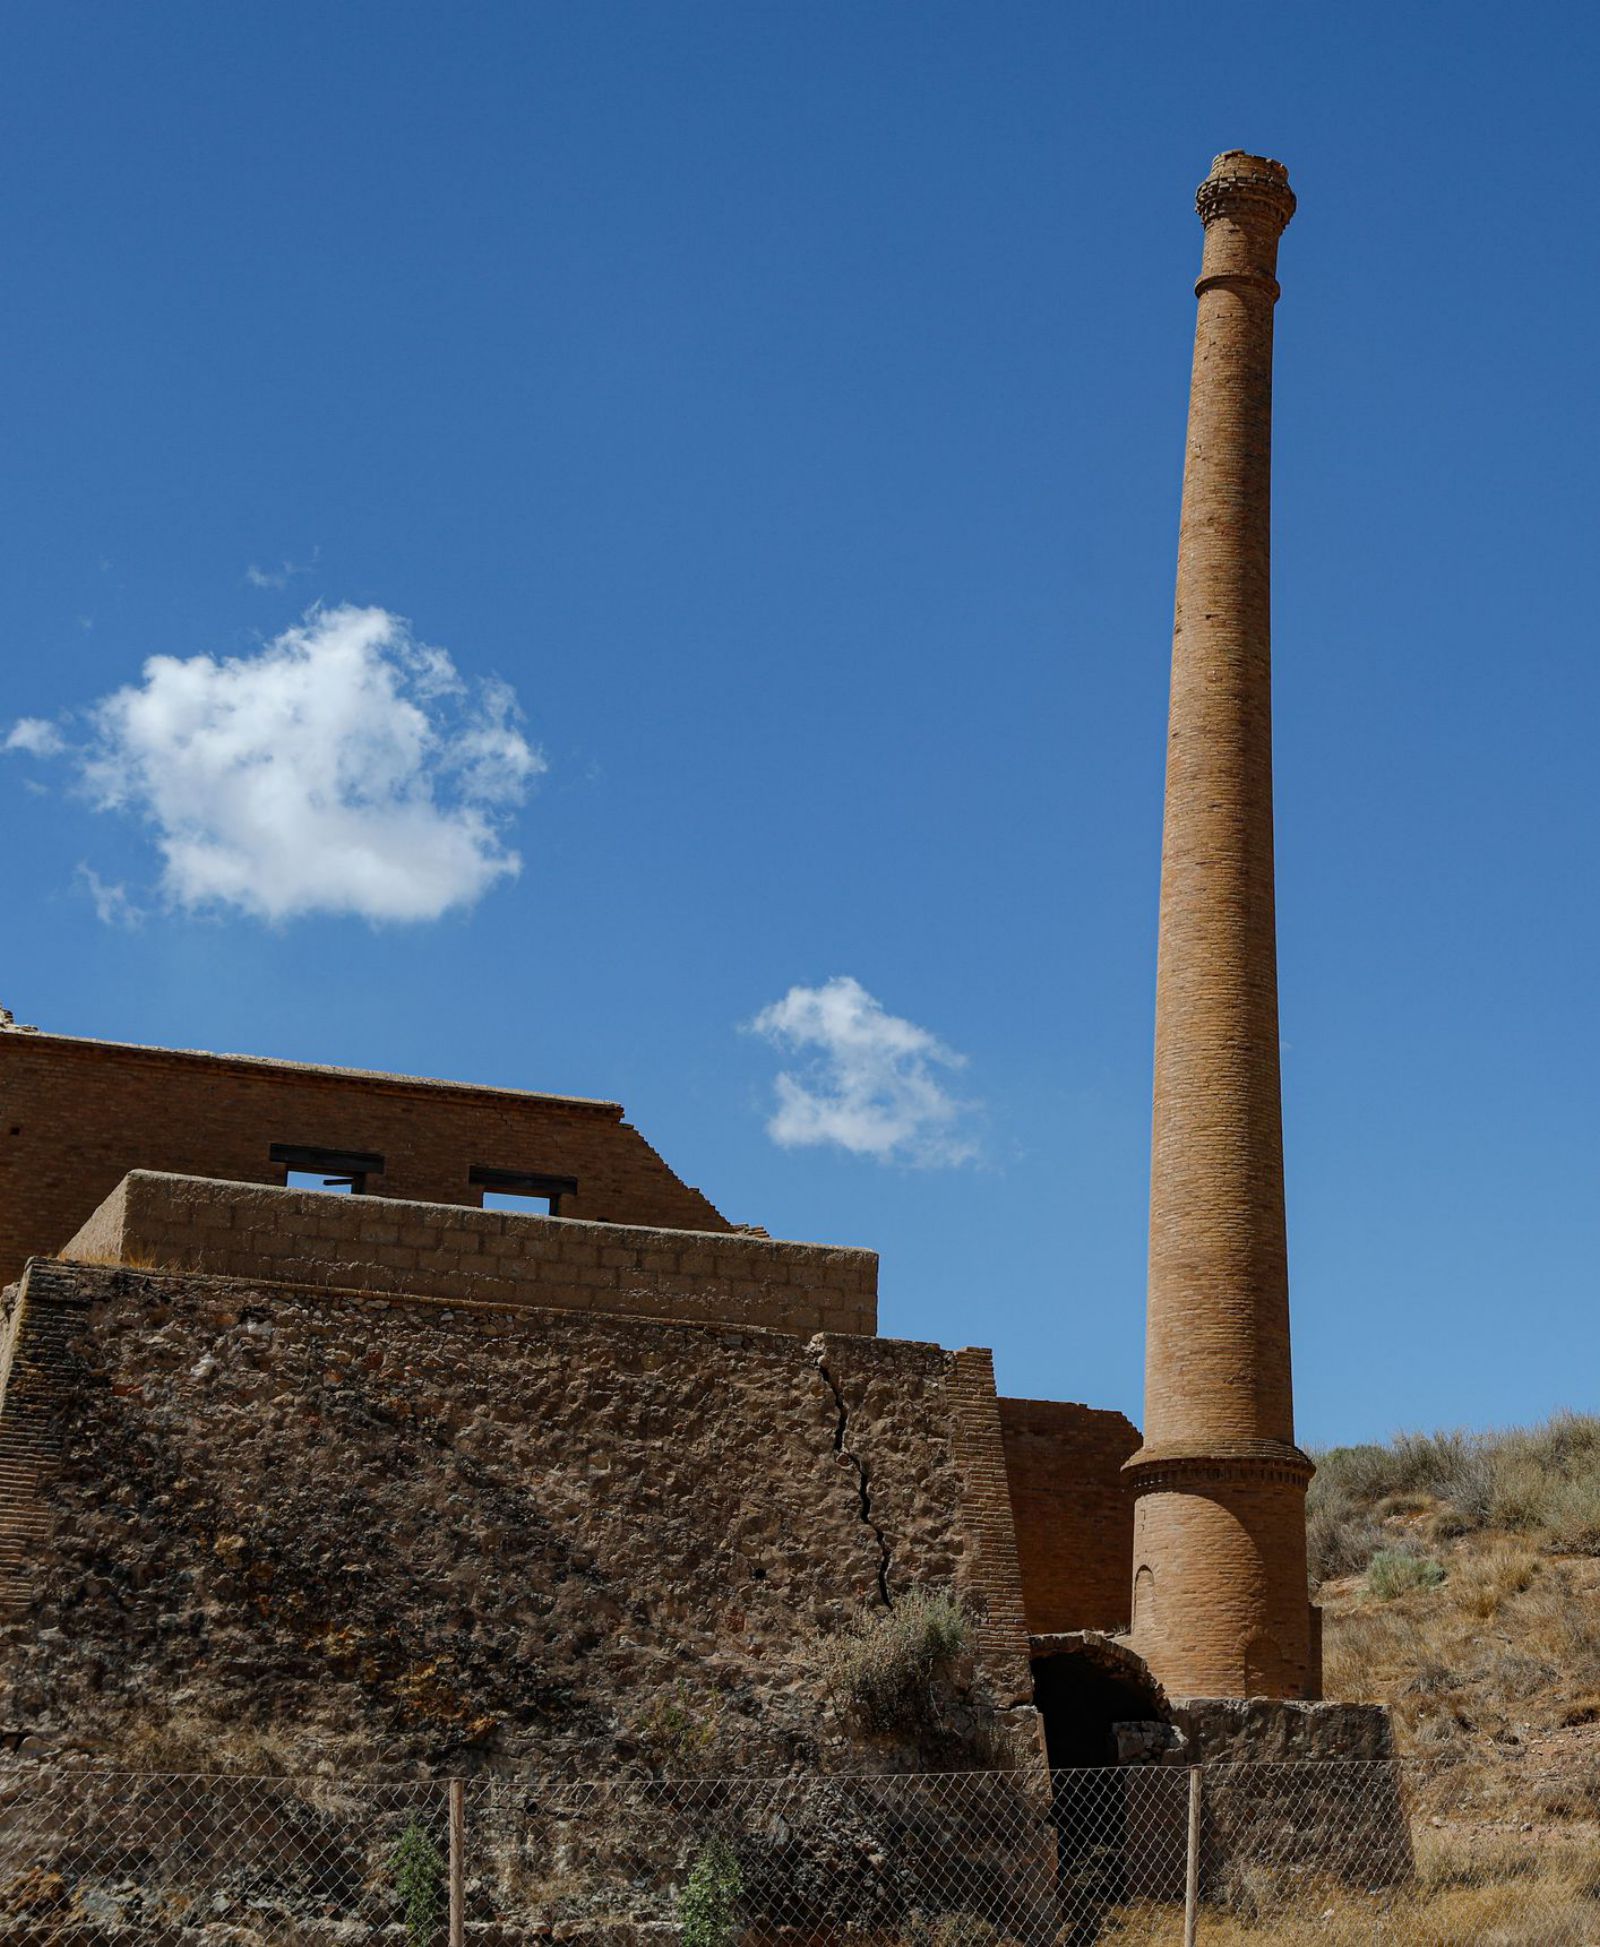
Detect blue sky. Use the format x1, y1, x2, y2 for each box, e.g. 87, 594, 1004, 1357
3, 2, 1595, 1446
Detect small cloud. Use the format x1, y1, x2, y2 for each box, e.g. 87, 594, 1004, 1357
4, 717, 67, 758
746, 975, 978, 1166
245, 547, 320, 590
54, 602, 544, 924
77, 865, 142, 928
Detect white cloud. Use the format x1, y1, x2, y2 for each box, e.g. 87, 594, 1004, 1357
33, 603, 542, 924
746, 975, 977, 1166
76, 865, 142, 928
4, 717, 66, 758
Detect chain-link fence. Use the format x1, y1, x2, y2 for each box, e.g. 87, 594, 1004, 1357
0, 1761, 1595, 1942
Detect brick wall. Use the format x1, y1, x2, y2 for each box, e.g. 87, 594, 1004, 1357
63, 1172, 878, 1337
998, 1397, 1139, 1637
0, 1259, 1038, 1774
0, 1030, 730, 1286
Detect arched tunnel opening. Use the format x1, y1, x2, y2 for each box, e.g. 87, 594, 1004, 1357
1031, 1643, 1167, 1769
1030, 1637, 1173, 1934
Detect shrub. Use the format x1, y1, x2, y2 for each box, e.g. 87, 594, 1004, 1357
1306, 1497, 1384, 1582
817, 1588, 967, 1733
1544, 1476, 1600, 1554
634, 1681, 721, 1772
678, 1836, 741, 1947
1366, 1549, 1446, 1601
391, 1817, 446, 1947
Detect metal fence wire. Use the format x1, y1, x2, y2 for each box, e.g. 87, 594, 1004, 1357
0, 1760, 1595, 1943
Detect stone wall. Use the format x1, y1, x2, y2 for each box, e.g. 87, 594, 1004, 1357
63, 1173, 878, 1337
0, 1259, 1035, 1774
0, 1030, 730, 1286
998, 1397, 1138, 1636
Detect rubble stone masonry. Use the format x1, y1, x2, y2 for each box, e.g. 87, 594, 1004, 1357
0, 1258, 1035, 1773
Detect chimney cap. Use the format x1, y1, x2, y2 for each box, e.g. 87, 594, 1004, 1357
1196, 151, 1296, 231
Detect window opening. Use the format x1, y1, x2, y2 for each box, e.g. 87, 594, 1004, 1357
285, 1170, 357, 1195
469, 1165, 578, 1218
270, 1143, 384, 1197
481, 1189, 553, 1215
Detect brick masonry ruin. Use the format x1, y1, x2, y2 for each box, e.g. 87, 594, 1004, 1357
0, 1021, 1159, 1775
0, 152, 1390, 1790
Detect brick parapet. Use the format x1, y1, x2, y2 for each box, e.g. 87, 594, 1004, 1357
61, 1171, 878, 1338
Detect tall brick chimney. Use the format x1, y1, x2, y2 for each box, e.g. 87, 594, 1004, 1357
1123, 153, 1317, 1701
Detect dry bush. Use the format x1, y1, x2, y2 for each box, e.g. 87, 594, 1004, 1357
816, 1587, 967, 1734
1545, 1471, 1600, 1554
1520, 1562, 1600, 1680
1305, 1497, 1384, 1582
1320, 1601, 1422, 1705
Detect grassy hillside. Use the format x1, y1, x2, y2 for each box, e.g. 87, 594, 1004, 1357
1310, 1414, 1600, 1826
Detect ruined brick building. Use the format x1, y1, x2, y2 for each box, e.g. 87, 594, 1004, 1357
0, 154, 1387, 1778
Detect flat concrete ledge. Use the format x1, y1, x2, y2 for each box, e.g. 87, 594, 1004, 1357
61, 1171, 877, 1337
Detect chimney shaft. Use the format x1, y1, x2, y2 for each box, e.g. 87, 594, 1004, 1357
1124, 153, 1316, 1701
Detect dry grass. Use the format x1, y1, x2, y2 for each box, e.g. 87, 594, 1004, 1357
1307, 1413, 1600, 1581
1082, 1831, 1600, 1940
56, 1245, 178, 1273
1309, 1416, 1600, 1911
1088, 1853, 1600, 1940
111, 1711, 305, 1776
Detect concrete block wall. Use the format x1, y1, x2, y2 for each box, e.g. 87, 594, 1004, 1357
998, 1397, 1139, 1637
0, 1029, 731, 1287
63, 1172, 878, 1337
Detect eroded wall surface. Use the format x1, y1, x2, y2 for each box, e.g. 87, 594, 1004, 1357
998, 1397, 1139, 1637
64, 1173, 878, 1336
0, 1031, 729, 1285
0, 1261, 1034, 1774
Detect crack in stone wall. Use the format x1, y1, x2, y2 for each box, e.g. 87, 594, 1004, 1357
810, 1348, 894, 1609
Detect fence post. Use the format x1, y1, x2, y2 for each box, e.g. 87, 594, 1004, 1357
1183, 1765, 1201, 1946
448, 1777, 465, 1947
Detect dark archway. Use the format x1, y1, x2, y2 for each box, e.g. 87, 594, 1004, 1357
1030, 1635, 1168, 1769
1030, 1635, 1172, 1939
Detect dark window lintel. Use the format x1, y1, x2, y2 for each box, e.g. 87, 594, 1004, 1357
469, 1166, 579, 1201
270, 1142, 386, 1179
